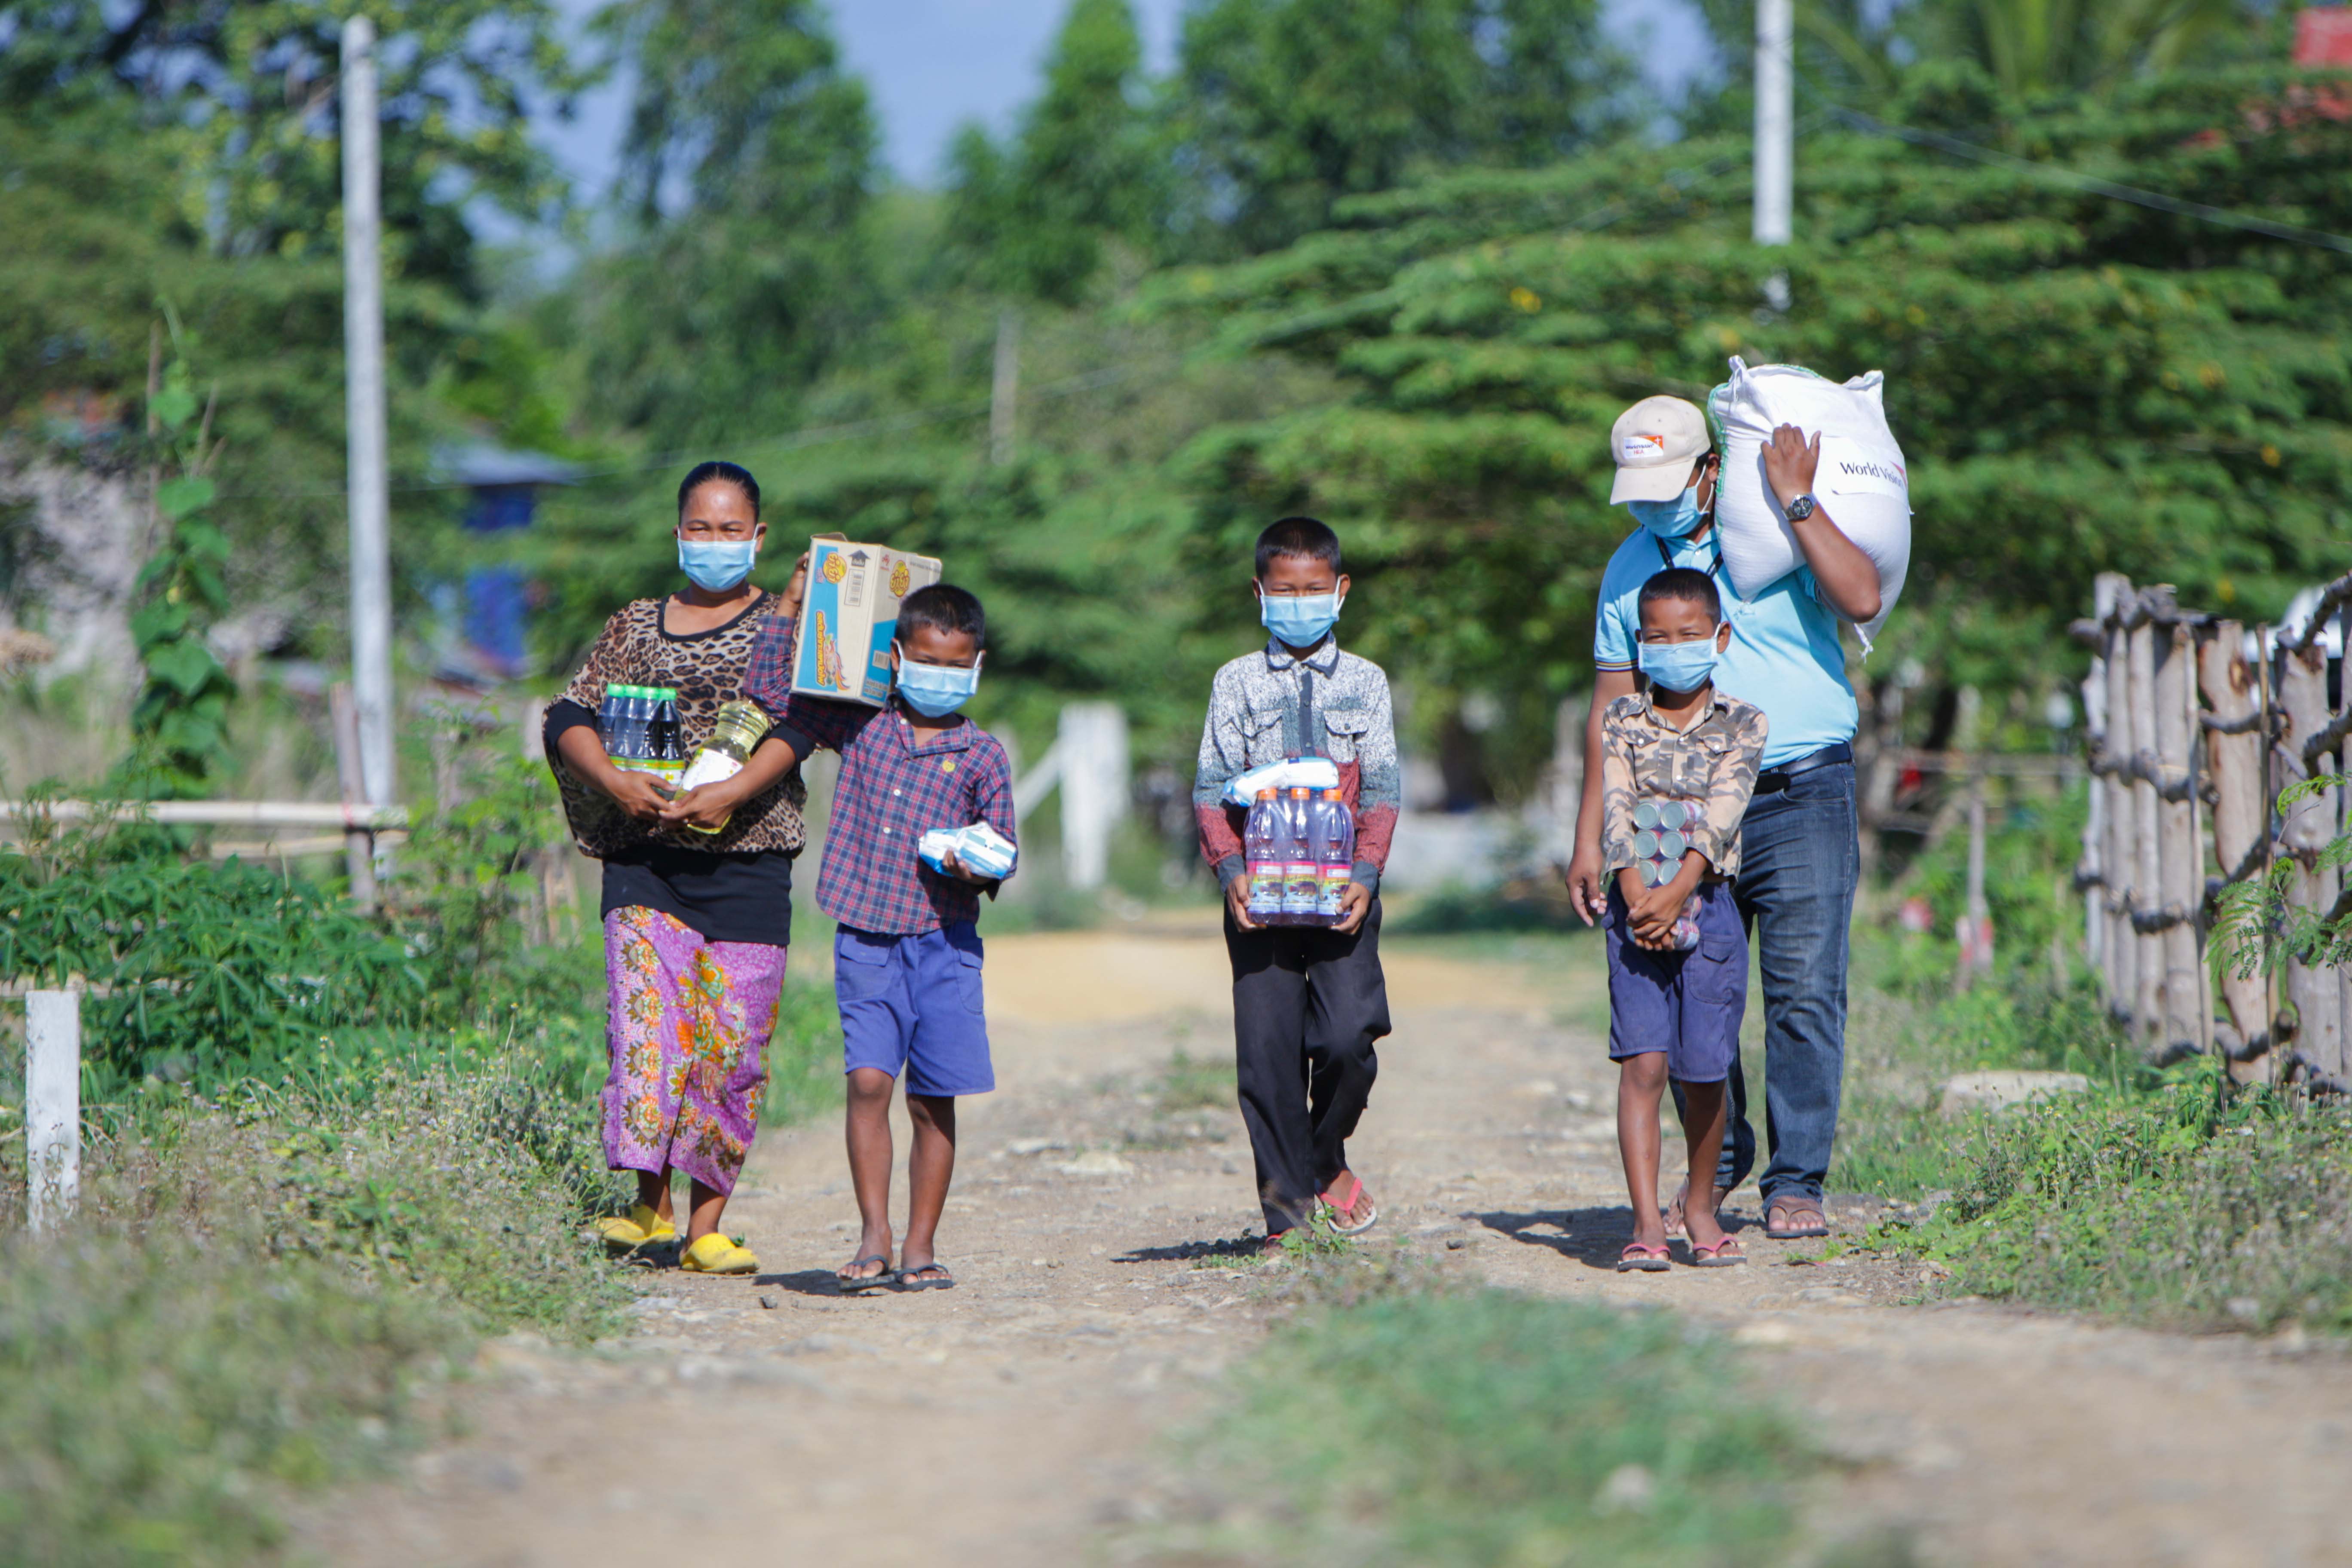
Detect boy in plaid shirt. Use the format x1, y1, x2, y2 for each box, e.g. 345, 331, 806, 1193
738, 584, 1014, 1292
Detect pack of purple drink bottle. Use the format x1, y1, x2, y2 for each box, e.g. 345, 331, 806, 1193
1630, 796, 1704, 952
1242, 785, 1356, 926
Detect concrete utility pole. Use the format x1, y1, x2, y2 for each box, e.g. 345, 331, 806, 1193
1754, 0, 1794, 308
341, 16, 397, 816
990, 310, 1020, 467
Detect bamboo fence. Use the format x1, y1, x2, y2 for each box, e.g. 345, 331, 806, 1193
2076, 570, 2351, 1080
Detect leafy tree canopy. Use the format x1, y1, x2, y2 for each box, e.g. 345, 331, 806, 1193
0, 0, 593, 295
943, 0, 1169, 303
1158, 63, 2352, 792
576, 0, 880, 450
1169, 0, 1642, 256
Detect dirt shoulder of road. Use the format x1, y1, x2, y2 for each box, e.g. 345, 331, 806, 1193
295, 923, 2352, 1568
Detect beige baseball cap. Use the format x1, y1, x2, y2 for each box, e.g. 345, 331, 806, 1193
1608, 395, 1712, 503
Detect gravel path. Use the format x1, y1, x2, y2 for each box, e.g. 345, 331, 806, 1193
298, 916, 2352, 1567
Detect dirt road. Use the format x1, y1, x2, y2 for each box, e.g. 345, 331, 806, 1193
300, 915, 2352, 1567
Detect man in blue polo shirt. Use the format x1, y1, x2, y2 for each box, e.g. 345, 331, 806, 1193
1566, 393, 1884, 1242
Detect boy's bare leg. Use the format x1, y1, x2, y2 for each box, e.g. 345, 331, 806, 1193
1617, 1053, 1669, 1250
900, 1092, 957, 1278
841, 1066, 898, 1281
1677, 1079, 1732, 1252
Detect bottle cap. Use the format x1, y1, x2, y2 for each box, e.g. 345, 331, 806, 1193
1256, 789, 1276, 801
1323, 789, 1344, 800
1289, 786, 1311, 798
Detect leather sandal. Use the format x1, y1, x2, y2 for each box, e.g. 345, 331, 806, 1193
1764, 1197, 1830, 1239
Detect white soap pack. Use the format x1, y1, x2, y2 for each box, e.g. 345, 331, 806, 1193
1707, 356, 1911, 646
918, 821, 1018, 881
1222, 755, 1341, 808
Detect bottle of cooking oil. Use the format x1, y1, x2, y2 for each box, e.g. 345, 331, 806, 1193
676, 699, 774, 835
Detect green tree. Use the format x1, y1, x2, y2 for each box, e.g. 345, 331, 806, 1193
1168, 0, 1640, 255
944, 0, 1169, 302
578, 0, 879, 448
0, 0, 592, 295
1159, 64, 2352, 795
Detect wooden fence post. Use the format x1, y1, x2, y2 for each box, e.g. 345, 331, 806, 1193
2077, 655, 2106, 977
25, 989, 80, 1234
2276, 639, 2344, 1077
2126, 602, 2165, 1044
2197, 622, 2269, 1064
2098, 575, 2138, 1025
2153, 616, 2202, 1057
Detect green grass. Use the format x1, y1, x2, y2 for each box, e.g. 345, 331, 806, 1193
0, 1053, 634, 1566
1155, 1274, 1833, 1567
1822, 925, 2145, 1201
1873, 1058, 2352, 1334
760, 977, 846, 1126
1154, 1046, 1236, 1112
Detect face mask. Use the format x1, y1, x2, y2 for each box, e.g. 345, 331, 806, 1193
678, 536, 758, 592
1638, 636, 1721, 695
1260, 589, 1342, 647
894, 646, 981, 717
1629, 484, 1706, 540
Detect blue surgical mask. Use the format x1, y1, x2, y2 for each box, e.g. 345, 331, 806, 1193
678, 536, 758, 592
1638, 636, 1722, 694
894, 646, 981, 717
1260, 589, 1342, 648
1629, 485, 1706, 540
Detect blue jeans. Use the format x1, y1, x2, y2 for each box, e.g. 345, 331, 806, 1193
1675, 760, 1858, 1205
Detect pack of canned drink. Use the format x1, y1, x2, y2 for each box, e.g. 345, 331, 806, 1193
1629, 796, 1703, 952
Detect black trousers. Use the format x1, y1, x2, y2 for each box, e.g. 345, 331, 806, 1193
1225, 899, 1390, 1235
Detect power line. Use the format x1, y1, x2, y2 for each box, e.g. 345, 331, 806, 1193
1826, 103, 2352, 258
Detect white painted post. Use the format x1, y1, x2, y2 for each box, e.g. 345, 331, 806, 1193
1058, 702, 1128, 890
1754, 0, 1794, 308
342, 17, 397, 823
25, 990, 80, 1234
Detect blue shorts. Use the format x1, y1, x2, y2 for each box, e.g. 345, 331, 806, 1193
834, 922, 994, 1096
1604, 880, 1747, 1084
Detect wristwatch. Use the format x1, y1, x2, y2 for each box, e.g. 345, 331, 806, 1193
1785, 493, 1819, 522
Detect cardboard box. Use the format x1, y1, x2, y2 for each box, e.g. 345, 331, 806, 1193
789, 538, 943, 706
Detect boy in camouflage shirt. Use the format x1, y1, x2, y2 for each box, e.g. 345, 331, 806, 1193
1598, 567, 1767, 1272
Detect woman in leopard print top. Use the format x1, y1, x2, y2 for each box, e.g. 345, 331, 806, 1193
542, 462, 816, 1277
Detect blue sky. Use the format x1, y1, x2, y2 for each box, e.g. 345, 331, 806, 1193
543, 0, 1716, 196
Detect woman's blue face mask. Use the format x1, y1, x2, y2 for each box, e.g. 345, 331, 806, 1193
1628, 484, 1707, 540
1259, 588, 1343, 647
677, 535, 759, 591
894, 645, 982, 717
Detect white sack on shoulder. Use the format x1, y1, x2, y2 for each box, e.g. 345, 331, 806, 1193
1707, 356, 1911, 646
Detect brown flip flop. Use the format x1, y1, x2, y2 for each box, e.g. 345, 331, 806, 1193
1765, 1198, 1830, 1240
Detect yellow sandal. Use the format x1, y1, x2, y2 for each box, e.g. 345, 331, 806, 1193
594, 1203, 678, 1253
680, 1233, 760, 1275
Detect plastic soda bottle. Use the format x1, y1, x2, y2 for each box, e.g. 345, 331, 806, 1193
1244, 789, 1284, 923
650, 689, 686, 790
677, 699, 774, 835
1314, 787, 1354, 921
606, 686, 652, 777
1281, 786, 1321, 923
